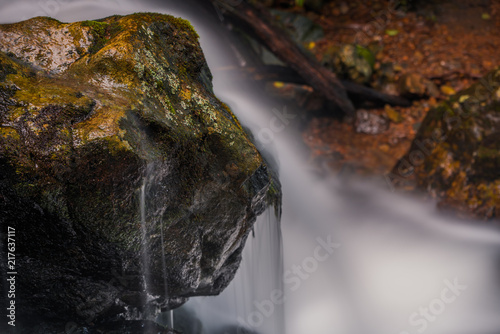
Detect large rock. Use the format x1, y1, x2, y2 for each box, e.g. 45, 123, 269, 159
392, 68, 500, 220
0, 14, 280, 331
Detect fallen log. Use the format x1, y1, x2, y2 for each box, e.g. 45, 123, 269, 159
226, 65, 411, 107
210, 0, 356, 116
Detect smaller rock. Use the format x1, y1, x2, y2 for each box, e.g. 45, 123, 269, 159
393, 67, 500, 220
425, 80, 441, 97
355, 109, 389, 134
380, 82, 399, 96
399, 73, 426, 96
398, 73, 439, 97
323, 44, 374, 84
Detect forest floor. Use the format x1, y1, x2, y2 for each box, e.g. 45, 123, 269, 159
272, 0, 500, 178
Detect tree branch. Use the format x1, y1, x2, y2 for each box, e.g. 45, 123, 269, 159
211, 0, 356, 116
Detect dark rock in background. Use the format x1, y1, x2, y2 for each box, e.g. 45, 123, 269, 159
393, 67, 500, 220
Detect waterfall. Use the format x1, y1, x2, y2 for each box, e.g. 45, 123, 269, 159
159, 208, 174, 329
210, 84, 500, 334
178, 205, 284, 334
141, 170, 175, 330
2, 2, 500, 334
140, 182, 151, 296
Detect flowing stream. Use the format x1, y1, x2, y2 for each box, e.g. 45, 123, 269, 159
1, 1, 500, 334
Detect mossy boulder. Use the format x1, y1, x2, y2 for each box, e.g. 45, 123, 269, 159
322, 44, 375, 84
0, 13, 280, 331
392, 68, 500, 220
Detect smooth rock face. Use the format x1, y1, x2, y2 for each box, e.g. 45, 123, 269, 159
0, 14, 280, 330
393, 68, 500, 220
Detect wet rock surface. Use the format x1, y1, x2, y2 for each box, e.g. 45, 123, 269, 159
0, 14, 280, 331
393, 68, 500, 220
293, 0, 499, 189
398, 72, 439, 98
355, 109, 389, 134
28, 320, 179, 334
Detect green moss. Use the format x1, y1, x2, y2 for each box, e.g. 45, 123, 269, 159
81, 20, 122, 55
0, 61, 17, 82
81, 20, 108, 34
91, 57, 136, 83
167, 16, 199, 39
398, 66, 500, 219
355, 45, 375, 69
0, 12, 275, 241
0, 15, 283, 301
114, 12, 199, 39
12, 75, 95, 109
0, 127, 19, 140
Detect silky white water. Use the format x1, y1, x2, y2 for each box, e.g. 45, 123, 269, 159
1, 2, 500, 334
211, 86, 500, 334
142, 167, 175, 328
181, 207, 284, 334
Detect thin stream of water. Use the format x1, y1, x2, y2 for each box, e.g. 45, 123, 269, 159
140, 183, 151, 297
159, 212, 174, 328
143, 172, 176, 330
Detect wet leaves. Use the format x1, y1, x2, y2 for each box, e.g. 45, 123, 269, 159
384, 105, 402, 123
294, 0, 500, 177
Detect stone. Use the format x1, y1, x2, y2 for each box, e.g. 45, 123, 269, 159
0, 13, 280, 331
355, 109, 389, 134
392, 68, 500, 220
323, 44, 375, 84
398, 72, 439, 98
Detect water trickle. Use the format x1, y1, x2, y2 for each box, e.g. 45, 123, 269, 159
142, 170, 175, 330
180, 206, 284, 334
140, 182, 151, 296
159, 202, 175, 329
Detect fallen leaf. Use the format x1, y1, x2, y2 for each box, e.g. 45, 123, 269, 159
379, 144, 390, 152
440, 85, 456, 95
385, 29, 399, 36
